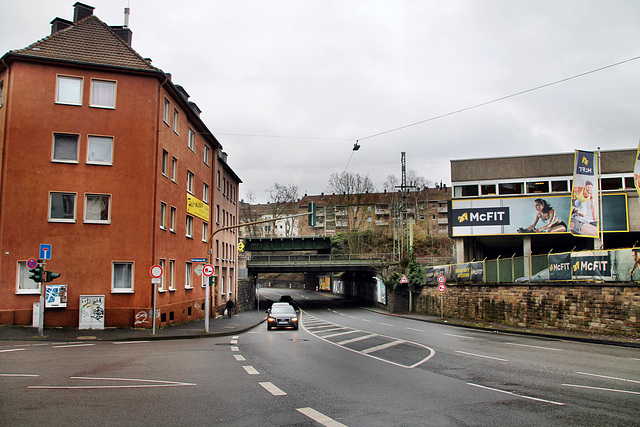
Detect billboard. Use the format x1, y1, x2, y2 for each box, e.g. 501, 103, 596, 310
635, 140, 640, 197
186, 193, 210, 221
450, 193, 628, 237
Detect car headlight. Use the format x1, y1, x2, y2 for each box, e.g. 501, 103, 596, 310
267, 316, 275, 323
291, 317, 298, 322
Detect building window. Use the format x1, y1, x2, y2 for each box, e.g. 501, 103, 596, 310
216, 205, 220, 224
173, 108, 179, 134
216, 170, 221, 189
551, 180, 569, 192
455, 185, 479, 197
17, 261, 40, 294
169, 260, 175, 291
498, 182, 523, 195
186, 215, 193, 238
202, 222, 208, 242
170, 206, 176, 232
185, 262, 193, 289
87, 136, 113, 165
203, 183, 209, 203
161, 149, 168, 176
526, 181, 549, 194
52, 133, 79, 163
0, 80, 4, 107
160, 202, 166, 229
187, 171, 194, 193
480, 184, 496, 195
56, 75, 82, 105
204, 145, 210, 166
112, 262, 133, 292
84, 194, 110, 223
171, 157, 177, 182
158, 259, 166, 291
163, 98, 170, 124
601, 177, 623, 191
188, 128, 196, 152
90, 79, 116, 108
49, 192, 76, 222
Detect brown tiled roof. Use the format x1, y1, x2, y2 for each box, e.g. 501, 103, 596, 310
11, 15, 157, 71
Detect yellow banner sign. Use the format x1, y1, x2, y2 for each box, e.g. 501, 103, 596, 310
186, 193, 209, 221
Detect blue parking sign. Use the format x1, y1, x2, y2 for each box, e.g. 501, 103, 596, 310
39, 244, 52, 260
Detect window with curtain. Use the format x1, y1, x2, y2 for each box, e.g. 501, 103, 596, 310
17, 261, 40, 293
85, 194, 110, 223
49, 192, 75, 221
91, 79, 116, 108
113, 262, 133, 291
52, 133, 79, 162
56, 75, 82, 105
87, 136, 113, 165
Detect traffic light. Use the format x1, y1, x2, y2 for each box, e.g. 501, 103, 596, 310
44, 271, 61, 282
29, 266, 44, 283
308, 202, 316, 227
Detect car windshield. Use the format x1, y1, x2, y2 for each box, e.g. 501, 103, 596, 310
270, 307, 295, 315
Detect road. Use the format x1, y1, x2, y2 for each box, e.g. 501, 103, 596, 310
1, 288, 638, 426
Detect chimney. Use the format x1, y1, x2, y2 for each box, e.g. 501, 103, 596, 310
110, 26, 133, 46
73, 2, 95, 22
50, 17, 72, 34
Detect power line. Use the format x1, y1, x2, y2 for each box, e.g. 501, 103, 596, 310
215, 133, 351, 141
357, 55, 640, 142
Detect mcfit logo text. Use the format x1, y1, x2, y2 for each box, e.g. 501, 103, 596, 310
452, 207, 510, 227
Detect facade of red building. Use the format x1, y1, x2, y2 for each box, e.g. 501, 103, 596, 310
0, 3, 240, 328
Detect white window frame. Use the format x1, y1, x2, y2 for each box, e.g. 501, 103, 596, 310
0, 79, 4, 108
52, 133, 79, 163
186, 215, 193, 238
158, 259, 166, 291
87, 135, 114, 165
84, 193, 111, 224
161, 149, 168, 176
203, 183, 209, 203
169, 260, 175, 291
16, 261, 40, 294
187, 171, 194, 194
90, 79, 116, 109
49, 191, 76, 223
160, 202, 167, 229
163, 98, 170, 125
203, 145, 210, 166
185, 262, 193, 289
202, 222, 208, 243
188, 128, 196, 152
173, 108, 179, 134
112, 261, 134, 293
171, 157, 177, 183
55, 75, 83, 105
170, 206, 176, 232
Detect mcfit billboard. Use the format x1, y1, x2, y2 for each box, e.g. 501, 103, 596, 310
449, 194, 628, 237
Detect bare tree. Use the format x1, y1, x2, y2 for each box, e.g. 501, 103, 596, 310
267, 182, 300, 237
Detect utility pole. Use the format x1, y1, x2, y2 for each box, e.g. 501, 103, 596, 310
394, 152, 417, 261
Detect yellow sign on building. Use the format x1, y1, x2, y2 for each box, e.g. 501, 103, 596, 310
186, 193, 210, 221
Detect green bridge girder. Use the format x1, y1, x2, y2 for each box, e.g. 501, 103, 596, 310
247, 254, 384, 274
243, 236, 332, 252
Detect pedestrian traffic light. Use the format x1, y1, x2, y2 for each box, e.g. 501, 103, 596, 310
308, 202, 316, 227
29, 266, 44, 283
44, 271, 61, 282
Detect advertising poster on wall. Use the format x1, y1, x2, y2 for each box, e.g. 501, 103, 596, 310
635, 140, 640, 198
45, 284, 67, 308
450, 194, 627, 237
570, 150, 600, 237
425, 262, 484, 283
548, 253, 571, 281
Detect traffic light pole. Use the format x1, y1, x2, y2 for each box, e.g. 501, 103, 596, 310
38, 260, 46, 337
204, 211, 313, 333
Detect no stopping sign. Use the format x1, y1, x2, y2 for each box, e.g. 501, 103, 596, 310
437, 283, 447, 293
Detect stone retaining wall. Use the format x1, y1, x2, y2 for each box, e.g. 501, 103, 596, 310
415, 284, 640, 337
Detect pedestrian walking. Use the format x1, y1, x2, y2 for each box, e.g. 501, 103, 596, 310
225, 299, 236, 318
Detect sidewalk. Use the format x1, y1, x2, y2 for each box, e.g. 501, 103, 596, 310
0, 310, 267, 342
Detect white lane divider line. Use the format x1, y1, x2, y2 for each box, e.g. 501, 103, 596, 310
380, 323, 394, 327
242, 365, 259, 375
113, 341, 150, 345
321, 330, 360, 339
259, 381, 287, 396
0, 348, 26, 353
444, 333, 475, 339
233, 355, 246, 361
29, 377, 196, 389
406, 327, 424, 332
562, 384, 640, 395
504, 342, 563, 352
577, 372, 640, 385
230, 340, 238, 344
361, 340, 404, 355
52, 344, 95, 349
297, 407, 347, 427
232, 336, 239, 339
230, 346, 239, 352
468, 383, 565, 406
336, 333, 377, 346
456, 351, 508, 362
1, 373, 39, 377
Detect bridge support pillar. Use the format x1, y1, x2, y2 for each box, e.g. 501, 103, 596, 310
304, 272, 319, 291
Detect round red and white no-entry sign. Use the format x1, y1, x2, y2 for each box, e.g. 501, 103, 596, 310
437, 283, 447, 293
202, 264, 215, 277
150, 265, 163, 278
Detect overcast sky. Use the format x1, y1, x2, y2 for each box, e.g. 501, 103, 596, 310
2, 1, 639, 203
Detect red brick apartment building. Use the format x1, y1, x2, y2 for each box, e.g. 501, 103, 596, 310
0, 3, 241, 328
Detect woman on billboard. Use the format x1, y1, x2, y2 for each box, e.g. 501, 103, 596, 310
519, 199, 567, 233
570, 180, 598, 236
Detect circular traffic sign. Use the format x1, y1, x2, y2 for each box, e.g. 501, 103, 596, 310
27, 258, 38, 269
202, 264, 215, 277
437, 283, 447, 293
437, 275, 446, 284
150, 264, 163, 278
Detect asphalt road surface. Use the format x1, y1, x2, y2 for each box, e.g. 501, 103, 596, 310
1, 288, 638, 426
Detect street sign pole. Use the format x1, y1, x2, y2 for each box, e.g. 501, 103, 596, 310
149, 265, 163, 335
152, 282, 157, 335
205, 277, 210, 333
38, 259, 45, 337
